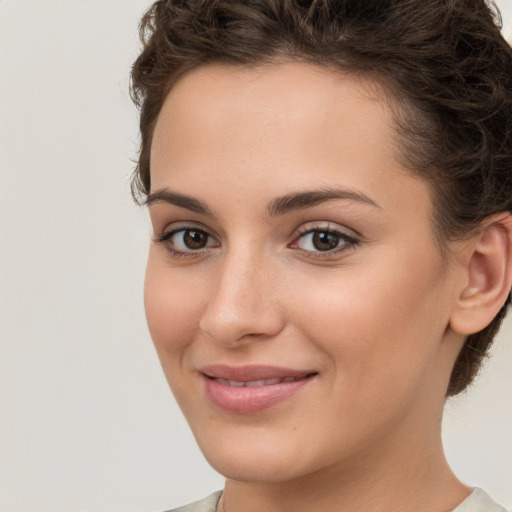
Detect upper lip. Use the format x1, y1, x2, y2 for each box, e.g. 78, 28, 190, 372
200, 364, 316, 381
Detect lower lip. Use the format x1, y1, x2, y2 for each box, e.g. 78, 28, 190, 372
202, 374, 315, 414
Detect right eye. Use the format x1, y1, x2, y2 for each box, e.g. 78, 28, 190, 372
155, 227, 219, 256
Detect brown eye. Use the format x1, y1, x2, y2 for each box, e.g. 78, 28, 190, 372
157, 227, 219, 255
293, 228, 358, 255
183, 229, 209, 249
312, 231, 340, 251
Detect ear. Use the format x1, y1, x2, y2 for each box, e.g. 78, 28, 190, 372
450, 214, 512, 336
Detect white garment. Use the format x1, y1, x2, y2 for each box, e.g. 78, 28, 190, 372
165, 488, 508, 512
165, 491, 221, 512
453, 488, 508, 512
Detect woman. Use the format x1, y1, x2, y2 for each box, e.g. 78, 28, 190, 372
131, 1, 512, 511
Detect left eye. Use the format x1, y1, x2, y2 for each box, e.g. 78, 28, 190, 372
294, 229, 356, 252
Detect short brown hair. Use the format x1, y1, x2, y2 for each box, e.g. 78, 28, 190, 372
130, 0, 512, 396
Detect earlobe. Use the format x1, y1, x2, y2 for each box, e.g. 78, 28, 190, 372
450, 214, 512, 336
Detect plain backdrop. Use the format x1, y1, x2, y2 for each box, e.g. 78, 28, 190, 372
0, 1, 511, 511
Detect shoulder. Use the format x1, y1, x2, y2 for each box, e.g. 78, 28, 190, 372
452, 488, 509, 512
162, 491, 223, 512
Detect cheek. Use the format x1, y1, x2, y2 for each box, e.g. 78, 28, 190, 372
143, 253, 204, 357
287, 247, 450, 392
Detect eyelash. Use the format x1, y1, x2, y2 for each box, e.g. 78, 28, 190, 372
154, 224, 359, 259
154, 226, 218, 259
290, 224, 359, 259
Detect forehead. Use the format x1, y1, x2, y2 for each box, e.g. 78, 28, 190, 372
150, 61, 430, 221
152, 62, 393, 156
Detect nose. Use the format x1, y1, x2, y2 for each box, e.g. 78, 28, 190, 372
199, 248, 285, 348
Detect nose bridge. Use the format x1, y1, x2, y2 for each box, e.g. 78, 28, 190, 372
199, 241, 283, 346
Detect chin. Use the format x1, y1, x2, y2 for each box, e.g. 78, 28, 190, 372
205, 450, 307, 483
191, 424, 309, 483
192, 420, 343, 485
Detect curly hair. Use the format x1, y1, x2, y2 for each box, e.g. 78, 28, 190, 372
130, 0, 512, 396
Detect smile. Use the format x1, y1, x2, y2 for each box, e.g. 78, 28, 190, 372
213, 376, 306, 387
200, 365, 317, 414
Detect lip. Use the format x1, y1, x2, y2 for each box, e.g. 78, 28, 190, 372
200, 364, 317, 414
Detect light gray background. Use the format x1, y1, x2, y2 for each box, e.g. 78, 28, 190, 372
0, 1, 511, 511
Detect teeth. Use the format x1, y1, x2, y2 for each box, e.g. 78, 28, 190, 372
264, 378, 282, 385
245, 379, 266, 387
216, 378, 244, 387
228, 380, 245, 387
214, 376, 302, 387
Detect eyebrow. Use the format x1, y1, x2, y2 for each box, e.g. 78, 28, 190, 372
145, 189, 213, 216
145, 186, 380, 217
267, 187, 381, 216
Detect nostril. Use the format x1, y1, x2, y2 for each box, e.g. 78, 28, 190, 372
202, 330, 245, 349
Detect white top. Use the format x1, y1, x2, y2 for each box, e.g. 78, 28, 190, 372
165, 487, 508, 512
453, 488, 508, 512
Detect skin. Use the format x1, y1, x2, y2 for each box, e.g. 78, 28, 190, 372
145, 62, 473, 512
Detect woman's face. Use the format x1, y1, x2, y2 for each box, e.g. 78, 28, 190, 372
145, 62, 465, 482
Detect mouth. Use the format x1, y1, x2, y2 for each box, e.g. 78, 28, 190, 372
200, 365, 318, 414
210, 375, 310, 387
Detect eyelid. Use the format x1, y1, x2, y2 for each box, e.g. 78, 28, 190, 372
293, 221, 359, 240
155, 227, 217, 244
152, 220, 359, 259
289, 222, 360, 257
153, 220, 217, 242
153, 222, 220, 258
